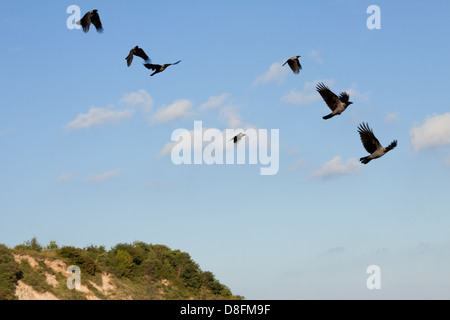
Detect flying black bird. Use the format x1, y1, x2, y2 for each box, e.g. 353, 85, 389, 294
229, 133, 246, 144
77, 9, 103, 33
316, 82, 353, 120
126, 46, 151, 67
283, 56, 302, 74
143, 60, 181, 76
358, 123, 397, 164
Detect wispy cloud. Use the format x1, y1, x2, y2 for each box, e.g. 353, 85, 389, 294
410, 112, 450, 152
56, 173, 76, 183
198, 93, 231, 111
84, 169, 122, 182
287, 147, 301, 155
281, 79, 334, 106
254, 62, 289, 86
0, 127, 14, 137
320, 246, 346, 256
158, 140, 179, 159
385, 112, 400, 124
219, 105, 245, 129
344, 83, 371, 103
288, 158, 308, 172
309, 49, 324, 65
119, 89, 154, 113
311, 156, 363, 180
151, 99, 193, 124
157, 127, 208, 160
65, 105, 135, 131
65, 89, 154, 132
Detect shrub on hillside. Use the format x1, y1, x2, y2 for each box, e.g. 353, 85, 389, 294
58, 246, 97, 276
0, 244, 21, 300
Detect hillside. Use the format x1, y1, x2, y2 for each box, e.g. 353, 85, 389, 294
0, 239, 243, 300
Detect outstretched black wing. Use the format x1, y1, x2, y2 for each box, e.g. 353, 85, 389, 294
386, 140, 398, 152
126, 51, 134, 67
90, 10, 103, 33
126, 47, 150, 67
77, 11, 92, 33
317, 82, 339, 111
358, 123, 382, 154
339, 92, 350, 103
134, 47, 150, 62
143, 63, 161, 71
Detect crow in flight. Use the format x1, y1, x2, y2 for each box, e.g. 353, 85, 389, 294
316, 82, 353, 120
358, 123, 397, 164
283, 56, 302, 74
126, 46, 151, 67
229, 133, 246, 144
143, 60, 181, 76
77, 9, 103, 33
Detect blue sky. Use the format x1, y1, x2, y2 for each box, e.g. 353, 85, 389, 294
1, 0, 450, 299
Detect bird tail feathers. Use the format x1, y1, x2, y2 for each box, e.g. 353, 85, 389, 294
323, 113, 333, 120
360, 156, 371, 164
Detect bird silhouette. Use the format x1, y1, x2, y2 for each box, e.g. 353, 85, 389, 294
283, 56, 302, 74
229, 133, 246, 144
77, 9, 103, 33
358, 123, 397, 164
316, 82, 353, 120
126, 46, 151, 67
143, 60, 181, 76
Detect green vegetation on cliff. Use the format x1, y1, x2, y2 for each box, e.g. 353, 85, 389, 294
0, 238, 243, 300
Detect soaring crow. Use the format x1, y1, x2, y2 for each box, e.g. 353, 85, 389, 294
126, 46, 151, 67
77, 9, 103, 33
283, 56, 302, 74
143, 60, 181, 76
229, 133, 246, 144
316, 82, 353, 120
358, 123, 397, 164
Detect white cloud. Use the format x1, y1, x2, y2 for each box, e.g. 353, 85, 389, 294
288, 158, 308, 172
158, 140, 179, 159
198, 93, 231, 111
84, 169, 122, 182
254, 62, 290, 86
410, 112, 450, 152
345, 83, 371, 103
151, 99, 193, 124
281, 79, 334, 106
219, 105, 244, 129
311, 156, 363, 180
56, 173, 76, 182
119, 89, 153, 113
65, 105, 135, 131
385, 112, 400, 124
287, 147, 301, 155
309, 49, 324, 65
65, 90, 154, 132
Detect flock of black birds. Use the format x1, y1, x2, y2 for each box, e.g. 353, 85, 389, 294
77, 10, 182, 77
282, 55, 398, 165
77, 9, 397, 166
